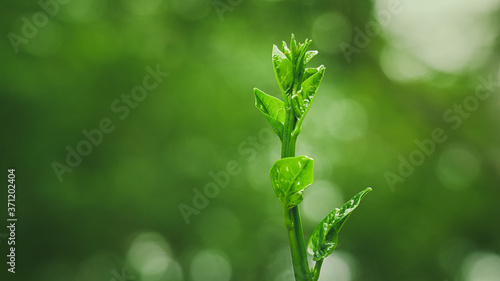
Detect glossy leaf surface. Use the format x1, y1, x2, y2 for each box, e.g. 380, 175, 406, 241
291, 65, 325, 122
272, 45, 294, 94
254, 88, 286, 140
304, 50, 318, 65
269, 156, 314, 209
308, 187, 372, 261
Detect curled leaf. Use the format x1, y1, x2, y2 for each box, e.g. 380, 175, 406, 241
269, 156, 314, 209
291, 94, 304, 118
304, 50, 318, 65
308, 187, 372, 261
293, 65, 326, 120
303, 67, 320, 81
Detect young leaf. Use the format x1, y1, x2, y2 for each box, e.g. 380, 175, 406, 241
282, 41, 292, 62
269, 156, 314, 209
299, 65, 325, 105
307, 187, 372, 261
254, 88, 286, 140
303, 67, 319, 81
291, 94, 304, 118
272, 45, 294, 94
304, 50, 318, 65
290, 34, 300, 63
291, 65, 325, 123
295, 39, 312, 74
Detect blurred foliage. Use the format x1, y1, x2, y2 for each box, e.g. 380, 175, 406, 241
1, 0, 500, 281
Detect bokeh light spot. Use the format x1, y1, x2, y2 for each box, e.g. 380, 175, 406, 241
438, 238, 476, 277
302, 180, 344, 223
126, 231, 177, 280
326, 98, 368, 141
318, 251, 357, 281
275, 269, 294, 281
312, 12, 352, 54
198, 208, 241, 247
462, 252, 500, 281
190, 249, 232, 281
380, 45, 431, 83
376, 0, 500, 73
267, 247, 293, 280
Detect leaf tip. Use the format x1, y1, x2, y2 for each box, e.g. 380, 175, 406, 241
253, 88, 260, 98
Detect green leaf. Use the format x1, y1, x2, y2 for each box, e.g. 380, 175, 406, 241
254, 88, 286, 140
291, 65, 325, 122
299, 65, 325, 104
282, 41, 292, 62
295, 39, 312, 71
304, 50, 318, 65
303, 67, 319, 81
290, 34, 300, 63
269, 156, 314, 209
307, 187, 372, 261
272, 45, 294, 94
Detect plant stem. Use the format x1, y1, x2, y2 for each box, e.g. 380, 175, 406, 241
281, 102, 296, 159
312, 259, 324, 281
286, 207, 310, 281
281, 101, 311, 281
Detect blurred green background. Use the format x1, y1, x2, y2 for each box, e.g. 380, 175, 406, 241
1, 0, 500, 280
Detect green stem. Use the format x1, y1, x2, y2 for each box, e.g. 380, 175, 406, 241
286, 207, 310, 281
312, 259, 324, 281
281, 100, 311, 281
281, 105, 296, 159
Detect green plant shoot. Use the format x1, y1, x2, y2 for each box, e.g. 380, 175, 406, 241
253, 34, 372, 281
